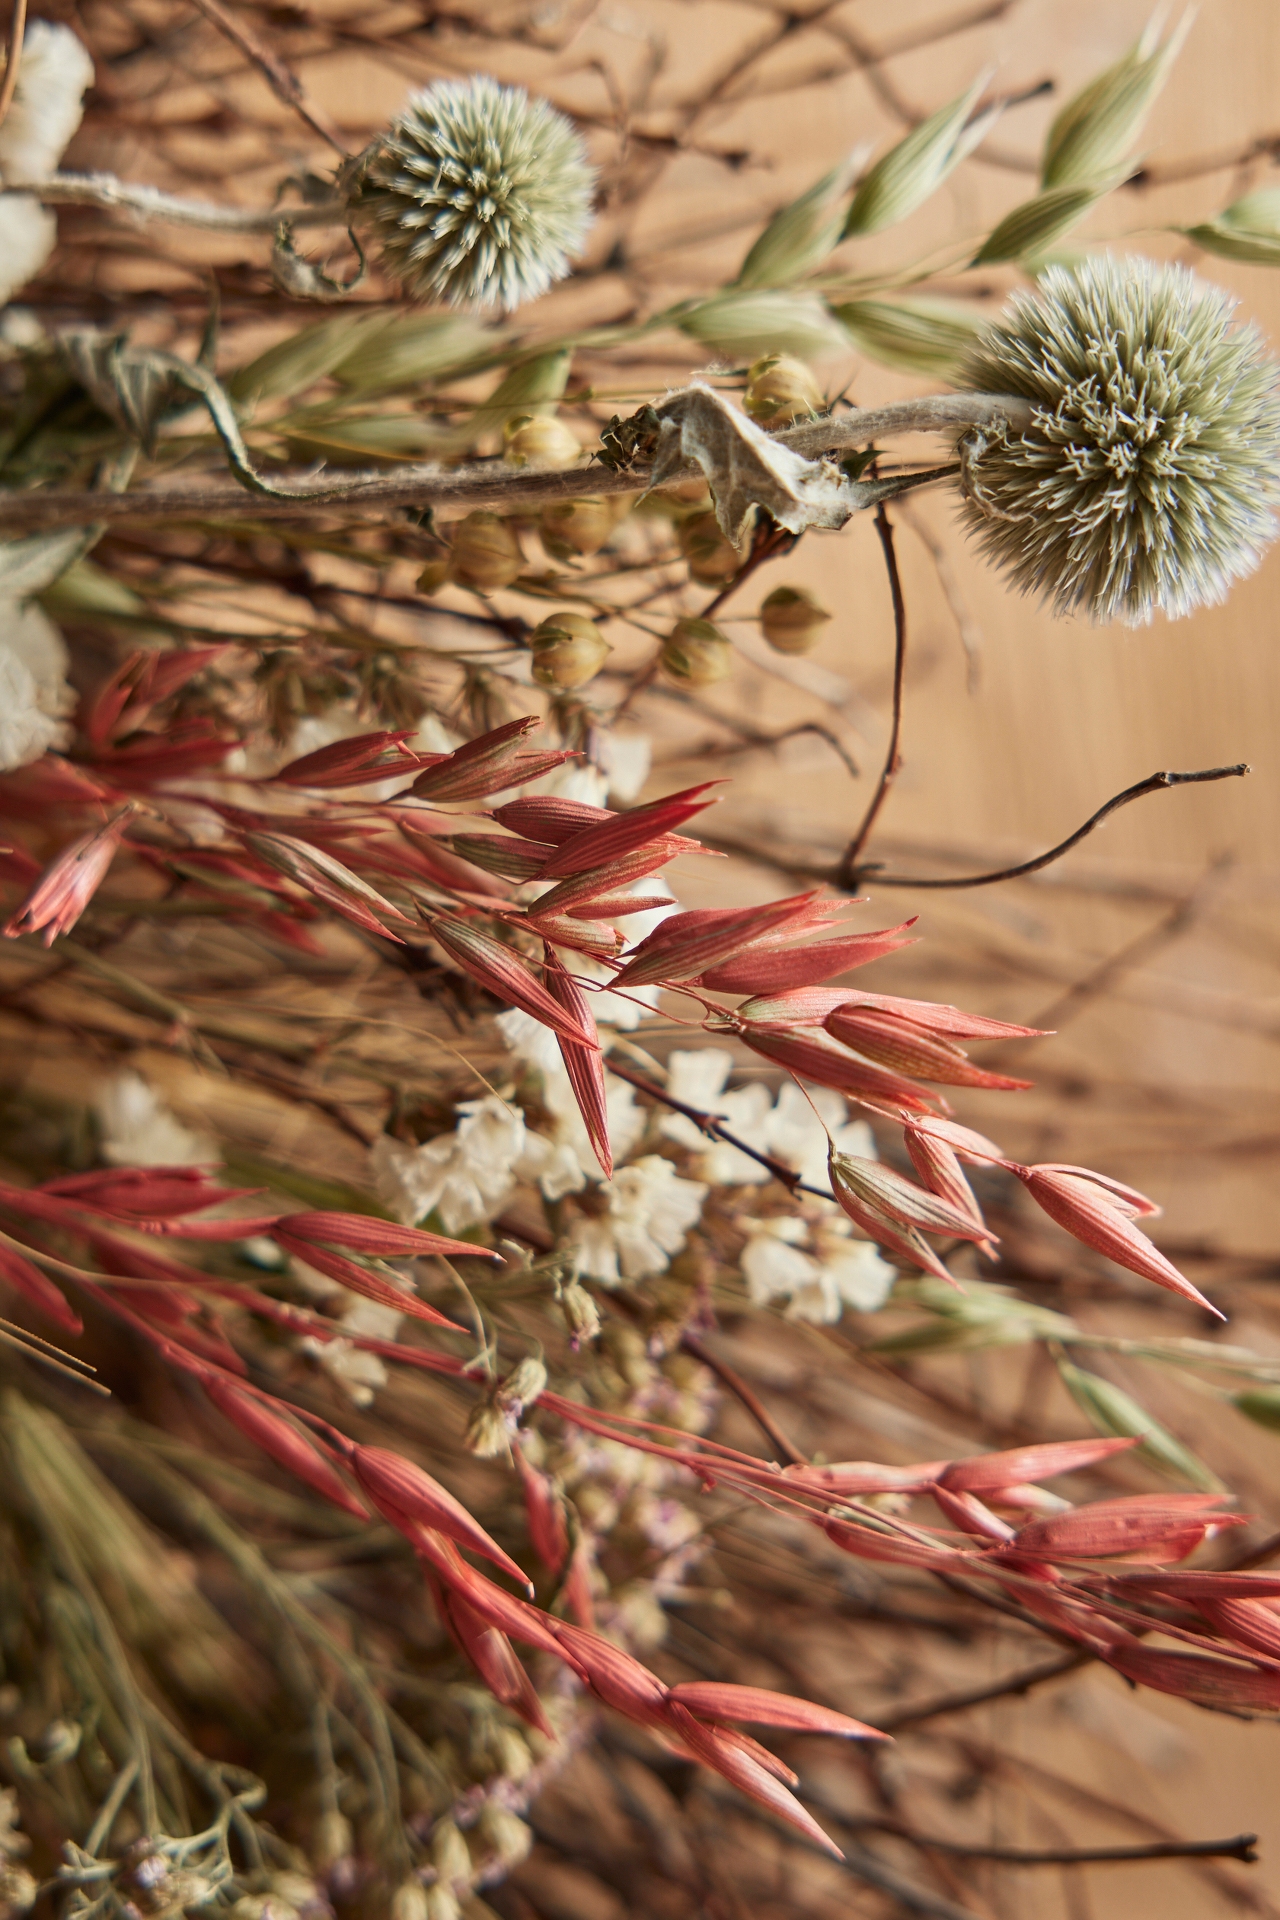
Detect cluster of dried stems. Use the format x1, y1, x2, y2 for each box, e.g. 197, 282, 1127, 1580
0, 5, 1279, 1920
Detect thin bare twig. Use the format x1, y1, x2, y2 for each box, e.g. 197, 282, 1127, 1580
1027, 859, 1231, 1033
0, 0, 28, 133
189, 0, 349, 154
602, 1058, 831, 1202
850, 765, 1250, 893
884, 1831, 1260, 1867
878, 1649, 1091, 1732
678, 1332, 808, 1467
897, 497, 983, 692
838, 502, 906, 889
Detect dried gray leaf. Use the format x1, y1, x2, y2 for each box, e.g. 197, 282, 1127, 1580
0, 527, 100, 596
650, 383, 859, 542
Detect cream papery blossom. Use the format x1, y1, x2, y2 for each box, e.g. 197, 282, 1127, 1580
0, 22, 94, 184
660, 1050, 878, 1191
370, 1096, 526, 1231
741, 1214, 895, 1323
538, 873, 681, 1031
298, 1334, 389, 1408
595, 730, 652, 804
0, 603, 74, 771
569, 1155, 708, 1286
94, 1070, 214, 1167
0, 195, 56, 307
496, 1007, 645, 1197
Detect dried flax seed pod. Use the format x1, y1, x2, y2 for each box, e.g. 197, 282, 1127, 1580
660, 617, 733, 687
760, 585, 831, 653
744, 353, 823, 427
529, 610, 611, 689
678, 509, 741, 585
539, 495, 621, 557
504, 412, 582, 467
450, 511, 523, 590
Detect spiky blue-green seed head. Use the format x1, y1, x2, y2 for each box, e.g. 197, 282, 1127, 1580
355, 76, 596, 312
958, 255, 1280, 624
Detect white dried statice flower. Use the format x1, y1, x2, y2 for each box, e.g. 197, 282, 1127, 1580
569, 1155, 707, 1286
94, 1071, 214, 1166
356, 75, 596, 310
741, 1213, 894, 1323
370, 1096, 525, 1231
0, 22, 94, 184
959, 254, 1280, 623
0, 195, 56, 306
0, 602, 74, 768
496, 1007, 644, 1197
300, 1334, 389, 1408
660, 1051, 876, 1193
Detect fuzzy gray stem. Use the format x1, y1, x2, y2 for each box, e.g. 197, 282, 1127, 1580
0, 393, 1023, 531
26, 173, 351, 232
778, 393, 1035, 458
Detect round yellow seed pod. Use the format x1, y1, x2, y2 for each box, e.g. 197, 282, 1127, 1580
503, 413, 582, 468
529, 610, 611, 689
450, 511, 523, 590
660, 617, 734, 688
678, 509, 740, 586
744, 353, 823, 427
310, 1811, 353, 1873
760, 584, 832, 654
389, 1885, 428, 1920
431, 1820, 473, 1889
539, 495, 621, 557
560, 1281, 600, 1341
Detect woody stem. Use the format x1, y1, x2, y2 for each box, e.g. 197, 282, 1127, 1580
839, 502, 907, 889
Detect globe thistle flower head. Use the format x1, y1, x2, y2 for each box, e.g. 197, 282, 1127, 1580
957, 254, 1280, 624
356, 76, 596, 311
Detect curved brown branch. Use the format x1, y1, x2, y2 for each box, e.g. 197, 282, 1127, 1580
838, 502, 907, 889
0, 0, 28, 133
602, 1058, 832, 1202
679, 1333, 809, 1467
849, 765, 1251, 893
878, 1649, 1091, 1732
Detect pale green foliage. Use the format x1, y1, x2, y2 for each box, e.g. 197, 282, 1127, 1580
736, 150, 863, 288
971, 181, 1109, 267
958, 255, 1280, 623
843, 74, 999, 238
835, 295, 985, 377
355, 75, 596, 309
1058, 1358, 1223, 1491
1041, 11, 1190, 188
679, 289, 849, 360
1186, 187, 1280, 267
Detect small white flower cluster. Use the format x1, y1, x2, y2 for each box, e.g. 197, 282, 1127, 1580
659, 1048, 873, 1193
93, 1070, 214, 1166
741, 1213, 894, 1323
658, 1050, 895, 1321
0, 23, 94, 305
299, 1285, 409, 1408
0, 602, 75, 772
567, 1156, 708, 1288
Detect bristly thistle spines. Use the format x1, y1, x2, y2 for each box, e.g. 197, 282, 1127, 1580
355, 75, 596, 310
957, 254, 1280, 624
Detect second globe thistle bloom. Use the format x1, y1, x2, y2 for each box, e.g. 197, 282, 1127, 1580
958, 255, 1280, 623
354, 75, 596, 310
